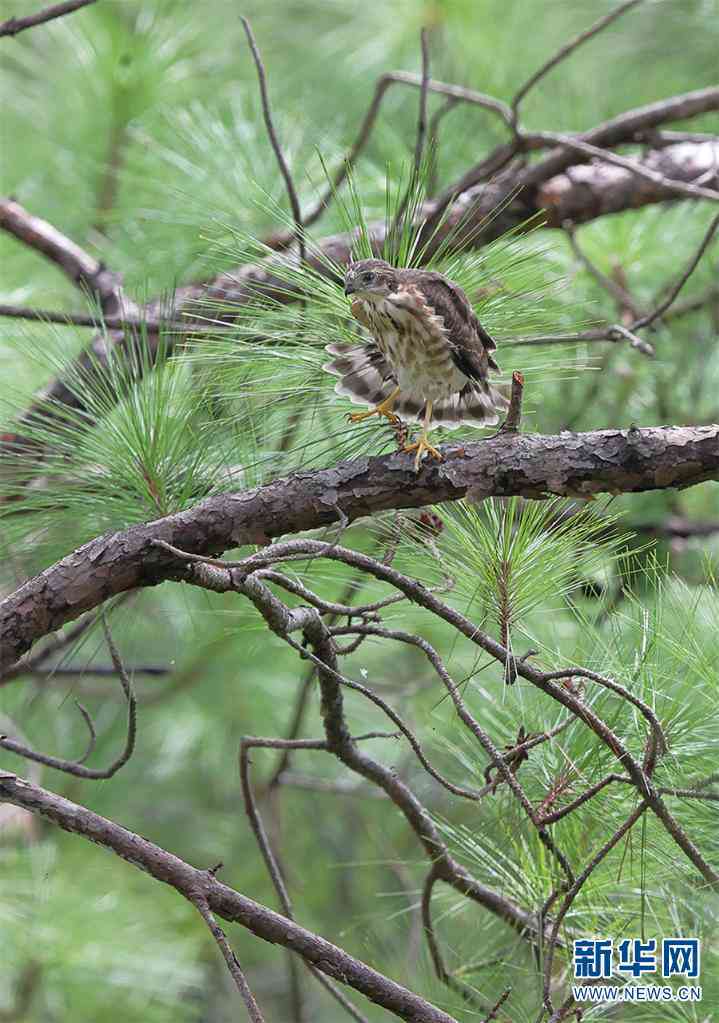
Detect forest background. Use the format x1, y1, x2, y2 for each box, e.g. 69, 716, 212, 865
0, 1, 718, 1022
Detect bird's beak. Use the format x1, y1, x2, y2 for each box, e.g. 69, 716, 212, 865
344, 279, 356, 296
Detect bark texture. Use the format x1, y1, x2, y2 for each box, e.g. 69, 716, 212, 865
1, 424, 717, 670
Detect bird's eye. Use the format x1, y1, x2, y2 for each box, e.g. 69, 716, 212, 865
363, 271, 375, 283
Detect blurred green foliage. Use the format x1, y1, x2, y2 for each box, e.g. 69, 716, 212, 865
0, 1, 718, 1020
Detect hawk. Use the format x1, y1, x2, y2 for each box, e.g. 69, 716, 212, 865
323, 259, 507, 469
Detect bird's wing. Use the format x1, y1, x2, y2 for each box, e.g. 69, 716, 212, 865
403, 270, 500, 378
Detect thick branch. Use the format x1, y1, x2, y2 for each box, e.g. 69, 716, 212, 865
0, 773, 457, 1023
1, 424, 717, 670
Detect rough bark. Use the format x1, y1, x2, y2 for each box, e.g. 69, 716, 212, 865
1, 424, 717, 670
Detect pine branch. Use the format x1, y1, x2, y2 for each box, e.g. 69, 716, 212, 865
1, 423, 717, 670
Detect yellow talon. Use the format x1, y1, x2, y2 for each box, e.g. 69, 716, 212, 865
346, 386, 401, 426
404, 434, 443, 471
347, 407, 400, 425
404, 399, 441, 471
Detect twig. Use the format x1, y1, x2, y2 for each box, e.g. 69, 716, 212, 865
427, 97, 458, 195
542, 803, 648, 1014
241, 18, 305, 266
0, 773, 460, 1023
0, 199, 129, 313
0, 616, 136, 779
412, 28, 430, 179
266, 568, 373, 790
0, 0, 96, 38
256, 569, 406, 617
23, 663, 169, 679
630, 212, 719, 330
661, 283, 719, 321
225, 574, 540, 939
564, 224, 644, 320
0, 962, 42, 1022
192, 898, 266, 1022
481, 986, 512, 1023
527, 131, 719, 203
296, 71, 512, 236
496, 371, 524, 435
0, 302, 228, 334
510, 0, 642, 126
240, 738, 372, 1023
327, 622, 574, 883
73, 702, 96, 764
421, 864, 488, 1008
220, 537, 718, 886
521, 88, 719, 189
542, 665, 667, 767
509, 326, 655, 357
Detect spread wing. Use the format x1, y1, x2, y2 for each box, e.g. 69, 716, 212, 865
402, 269, 500, 379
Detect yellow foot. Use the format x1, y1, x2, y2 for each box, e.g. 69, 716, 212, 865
346, 405, 400, 426
404, 434, 443, 471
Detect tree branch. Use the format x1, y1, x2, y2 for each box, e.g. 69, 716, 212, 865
0, 198, 129, 314
0, 0, 95, 39
0, 616, 137, 777
0, 773, 459, 1023
1, 141, 714, 473
1, 424, 718, 670
510, 0, 641, 126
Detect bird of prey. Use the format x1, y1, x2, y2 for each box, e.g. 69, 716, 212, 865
323, 259, 508, 468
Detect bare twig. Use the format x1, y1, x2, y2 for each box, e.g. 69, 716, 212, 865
630, 211, 719, 330
427, 97, 458, 195
0, 199, 129, 314
0, 0, 95, 38
421, 864, 488, 1008
0, 302, 230, 334
661, 283, 719, 321
510, 0, 641, 125
241, 18, 305, 266
564, 224, 644, 320
542, 803, 648, 1014
526, 132, 719, 202
23, 662, 169, 680
413, 28, 430, 179
0, 773, 460, 1023
192, 898, 266, 1022
0, 616, 136, 778
297, 71, 512, 235
509, 325, 655, 357
218, 537, 718, 886
496, 371, 525, 435
0, 961, 42, 1022
240, 737, 378, 1023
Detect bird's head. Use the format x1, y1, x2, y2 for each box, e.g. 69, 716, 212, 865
344, 259, 397, 299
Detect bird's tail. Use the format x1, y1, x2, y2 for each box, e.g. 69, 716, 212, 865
323, 343, 508, 428
430, 380, 508, 429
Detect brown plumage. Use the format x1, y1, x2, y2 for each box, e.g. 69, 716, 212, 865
323, 258, 507, 467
